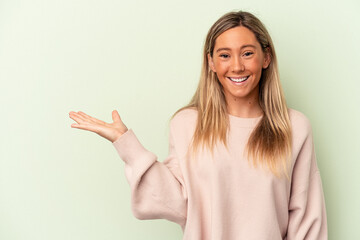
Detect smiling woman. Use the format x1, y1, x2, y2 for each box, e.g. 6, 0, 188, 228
208, 26, 270, 117
69, 10, 327, 240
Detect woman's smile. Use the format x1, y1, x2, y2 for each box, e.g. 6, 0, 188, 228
227, 76, 250, 84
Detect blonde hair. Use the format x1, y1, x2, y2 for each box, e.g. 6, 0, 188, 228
176, 11, 292, 177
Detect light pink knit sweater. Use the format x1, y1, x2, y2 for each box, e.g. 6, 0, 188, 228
113, 108, 327, 239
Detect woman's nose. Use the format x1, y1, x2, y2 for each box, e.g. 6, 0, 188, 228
231, 56, 245, 72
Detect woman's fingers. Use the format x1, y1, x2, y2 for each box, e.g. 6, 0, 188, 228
70, 111, 120, 126
78, 111, 106, 125
69, 111, 87, 124
70, 111, 104, 126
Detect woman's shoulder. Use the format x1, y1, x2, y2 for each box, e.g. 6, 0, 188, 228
288, 108, 313, 135
169, 107, 198, 137
171, 107, 198, 126
169, 108, 198, 147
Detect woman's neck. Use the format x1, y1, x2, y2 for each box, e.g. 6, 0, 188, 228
226, 96, 263, 118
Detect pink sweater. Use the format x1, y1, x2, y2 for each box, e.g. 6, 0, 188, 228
113, 108, 327, 239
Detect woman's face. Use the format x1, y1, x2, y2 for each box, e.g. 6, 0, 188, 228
208, 26, 270, 107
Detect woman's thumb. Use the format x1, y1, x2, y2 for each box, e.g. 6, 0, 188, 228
112, 110, 121, 123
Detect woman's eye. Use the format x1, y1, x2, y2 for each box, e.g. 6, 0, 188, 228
220, 54, 230, 59
243, 52, 253, 57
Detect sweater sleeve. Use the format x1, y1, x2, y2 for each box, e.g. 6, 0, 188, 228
112, 128, 188, 228
287, 122, 327, 240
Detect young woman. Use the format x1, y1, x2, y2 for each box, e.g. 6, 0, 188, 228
69, 11, 327, 240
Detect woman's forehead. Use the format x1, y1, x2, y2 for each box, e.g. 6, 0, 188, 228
214, 26, 260, 50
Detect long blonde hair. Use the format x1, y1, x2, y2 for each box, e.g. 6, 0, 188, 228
176, 11, 292, 177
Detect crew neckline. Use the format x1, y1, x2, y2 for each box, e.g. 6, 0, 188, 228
228, 114, 263, 127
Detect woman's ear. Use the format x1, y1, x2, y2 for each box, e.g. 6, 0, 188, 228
262, 47, 271, 69
207, 53, 216, 72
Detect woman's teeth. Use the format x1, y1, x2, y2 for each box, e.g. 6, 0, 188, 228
228, 76, 249, 83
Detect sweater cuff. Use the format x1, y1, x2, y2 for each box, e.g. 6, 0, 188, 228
112, 129, 156, 168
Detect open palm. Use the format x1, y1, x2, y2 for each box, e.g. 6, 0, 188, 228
69, 110, 128, 143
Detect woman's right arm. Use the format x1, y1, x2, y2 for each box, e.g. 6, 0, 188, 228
113, 128, 188, 228
69, 110, 188, 228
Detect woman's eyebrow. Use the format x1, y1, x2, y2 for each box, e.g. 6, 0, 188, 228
216, 44, 257, 53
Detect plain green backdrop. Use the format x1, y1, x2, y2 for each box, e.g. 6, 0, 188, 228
1, 0, 359, 239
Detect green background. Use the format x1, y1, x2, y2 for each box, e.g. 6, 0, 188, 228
1, 0, 359, 239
